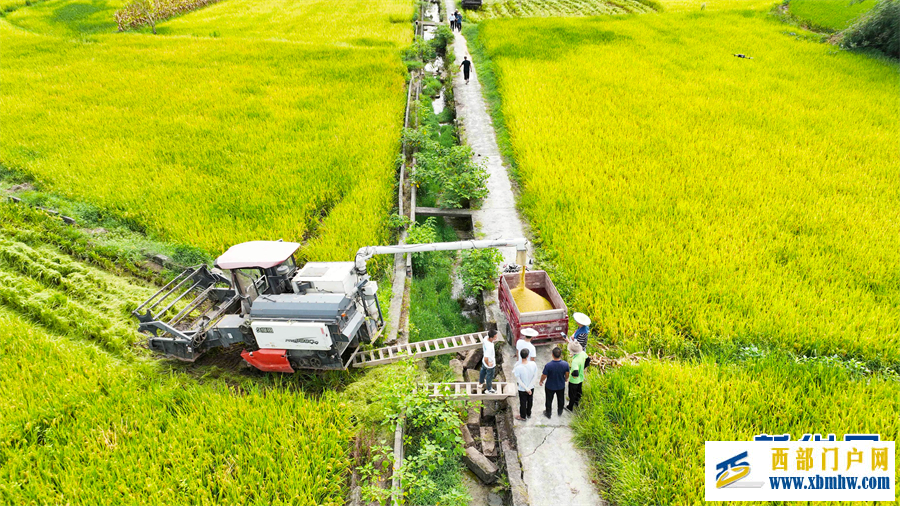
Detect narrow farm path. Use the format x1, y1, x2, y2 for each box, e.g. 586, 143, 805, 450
444, 3, 605, 505
445, 2, 526, 265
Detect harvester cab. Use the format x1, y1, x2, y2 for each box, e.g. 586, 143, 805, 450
133, 241, 383, 373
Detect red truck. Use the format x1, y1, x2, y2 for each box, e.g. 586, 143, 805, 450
498, 270, 569, 346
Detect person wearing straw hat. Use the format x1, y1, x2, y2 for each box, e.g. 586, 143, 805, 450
566, 341, 590, 412
516, 328, 538, 363
569, 312, 591, 351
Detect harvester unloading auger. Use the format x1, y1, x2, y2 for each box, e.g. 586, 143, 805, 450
133, 239, 531, 373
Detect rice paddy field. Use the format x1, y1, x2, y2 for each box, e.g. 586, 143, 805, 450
575, 357, 900, 505
789, 0, 878, 31
3, 0, 898, 503
1, 0, 413, 258
470, 7, 900, 364
468, 1, 899, 503
0, 204, 355, 505
0, 1, 415, 503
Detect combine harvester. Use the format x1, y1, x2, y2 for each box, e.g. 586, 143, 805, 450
133, 239, 568, 397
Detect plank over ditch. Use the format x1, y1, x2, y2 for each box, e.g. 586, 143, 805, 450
425, 382, 517, 401
415, 207, 475, 218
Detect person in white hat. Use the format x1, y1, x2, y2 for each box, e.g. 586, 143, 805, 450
517, 328, 538, 363
569, 312, 591, 351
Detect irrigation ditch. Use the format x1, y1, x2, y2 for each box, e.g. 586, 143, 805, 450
351, 1, 531, 505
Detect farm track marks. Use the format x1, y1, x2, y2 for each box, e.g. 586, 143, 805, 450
466, 0, 652, 21
0, 239, 152, 354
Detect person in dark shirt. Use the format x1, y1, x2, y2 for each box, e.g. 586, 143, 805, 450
539, 346, 569, 418
460, 56, 472, 85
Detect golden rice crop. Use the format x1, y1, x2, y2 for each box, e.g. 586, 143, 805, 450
657, 0, 775, 11
574, 358, 900, 505
1, 0, 411, 259
4, 0, 411, 44
473, 10, 900, 363
0, 210, 355, 505
0, 309, 354, 506
156, 0, 414, 47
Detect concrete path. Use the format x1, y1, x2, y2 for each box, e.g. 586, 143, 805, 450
444, 1, 527, 265
444, 2, 605, 504
499, 343, 604, 506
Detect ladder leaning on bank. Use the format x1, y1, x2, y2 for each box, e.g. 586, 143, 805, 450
349, 331, 495, 368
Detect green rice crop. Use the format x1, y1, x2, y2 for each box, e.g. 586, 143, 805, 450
789, 0, 877, 31
3, 0, 126, 36
471, 10, 900, 363
0, 308, 354, 506
0, 0, 49, 13
574, 358, 900, 505
1, 0, 411, 259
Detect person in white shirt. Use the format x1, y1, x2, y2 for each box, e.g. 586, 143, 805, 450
516, 328, 538, 363
479, 329, 499, 394
513, 348, 538, 420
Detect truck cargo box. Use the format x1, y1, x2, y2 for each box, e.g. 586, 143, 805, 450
498, 270, 568, 346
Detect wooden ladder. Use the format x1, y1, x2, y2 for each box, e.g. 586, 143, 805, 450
424, 382, 517, 400
349, 331, 493, 368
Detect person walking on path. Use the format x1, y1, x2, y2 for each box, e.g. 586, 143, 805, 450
513, 348, 538, 420
569, 312, 591, 351
516, 327, 538, 363
479, 329, 499, 394
451, 9, 460, 31
455, 11, 463, 32
459, 56, 472, 85
539, 346, 569, 418
566, 342, 591, 412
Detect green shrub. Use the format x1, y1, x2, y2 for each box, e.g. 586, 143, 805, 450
403, 125, 488, 209
402, 37, 437, 63
459, 248, 502, 298
405, 217, 439, 276
840, 0, 899, 58
430, 24, 454, 56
